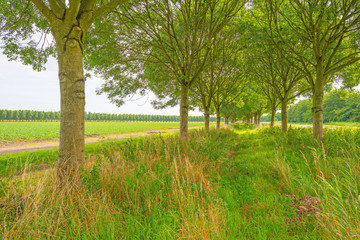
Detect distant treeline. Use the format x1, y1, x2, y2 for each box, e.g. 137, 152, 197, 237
262, 90, 360, 123
0, 109, 216, 122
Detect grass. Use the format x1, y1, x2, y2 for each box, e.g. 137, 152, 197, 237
263, 121, 360, 128
0, 124, 359, 239
0, 121, 211, 141
0, 129, 238, 239
0, 130, 182, 176
323, 122, 360, 128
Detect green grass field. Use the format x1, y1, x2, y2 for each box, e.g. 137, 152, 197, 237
1, 124, 359, 239
0, 121, 210, 141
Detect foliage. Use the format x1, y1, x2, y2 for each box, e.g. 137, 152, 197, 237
232, 122, 257, 130
85, 0, 245, 138
286, 90, 360, 123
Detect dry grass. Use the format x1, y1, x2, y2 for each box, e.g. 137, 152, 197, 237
0, 130, 237, 239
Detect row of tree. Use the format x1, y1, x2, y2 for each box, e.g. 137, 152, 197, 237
288, 90, 360, 123
2, 0, 360, 185
0, 109, 216, 122
236, 0, 360, 138
261, 90, 360, 123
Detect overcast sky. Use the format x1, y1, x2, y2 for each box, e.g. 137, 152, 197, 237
0, 53, 201, 116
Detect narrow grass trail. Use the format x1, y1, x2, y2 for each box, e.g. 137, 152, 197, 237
219, 129, 322, 239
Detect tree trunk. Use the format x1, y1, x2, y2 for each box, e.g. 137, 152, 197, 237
216, 109, 221, 130
312, 84, 324, 140
180, 84, 189, 139
257, 111, 261, 125
224, 116, 229, 127
281, 98, 288, 132
55, 37, 85, 185
254, 113, 258, 125
270, 104, 276, 128
204, 107, 210, 131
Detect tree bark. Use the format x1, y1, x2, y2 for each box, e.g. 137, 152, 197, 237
254, 113, 258, 125
204, 107, 210, 131
216, 109, 221, 130
312, 62, 325, 140
312, 83, 324, 140
55, 32, 85, 185
257, 111, 261, 125
270, 104, 276, 128
224, 116, 229, 127
281, 98, 288, 132
180, 84, 189, 139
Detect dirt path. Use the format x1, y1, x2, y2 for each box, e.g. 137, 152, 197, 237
0, 127, 188, 155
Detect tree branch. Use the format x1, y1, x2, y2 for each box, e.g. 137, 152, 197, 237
93, 0, 128, 19
80, 0, 97, 12
30, 0, 53, 22
48, 0, 65, 18
65, 0, 81, 26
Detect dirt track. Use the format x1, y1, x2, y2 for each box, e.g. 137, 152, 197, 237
0, 128, 180, 155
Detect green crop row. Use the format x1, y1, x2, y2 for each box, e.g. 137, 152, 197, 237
0, 121, 211, 141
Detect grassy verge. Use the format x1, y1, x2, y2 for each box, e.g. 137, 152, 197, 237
0, 129, 238, 239
0, 130, 182, 176
0, 125, 359, 239
227, 124, 360, 239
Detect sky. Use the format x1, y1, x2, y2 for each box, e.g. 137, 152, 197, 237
0, 53, 202, 116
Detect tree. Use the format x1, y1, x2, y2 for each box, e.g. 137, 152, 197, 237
13, 110, 19, 121
252, 48, 309, 132
266, 0, 360, 139
6, 110, 13, 120
197, 23, 246, 130
323, 89, 346, 122
86, 0, 244, 139
1, 0, 129, 185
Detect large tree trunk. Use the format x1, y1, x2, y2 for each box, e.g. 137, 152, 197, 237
312, 83, 324, 140
216, 109, 221, 130
204, 107, 210, 131
270, 104, 276, 128
55, 34, 85, 185
180, 84, 189, 139
281, 98, 288, 132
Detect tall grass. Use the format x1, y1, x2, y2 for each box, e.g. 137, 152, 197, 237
0, 130, 237, 239
259, 126, 360, 239
1, 124, 359, 239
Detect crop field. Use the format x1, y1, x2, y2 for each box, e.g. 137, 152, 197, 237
0, 121, 210, 141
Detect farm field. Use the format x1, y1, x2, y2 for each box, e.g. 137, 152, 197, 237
0, 121, 211, 142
